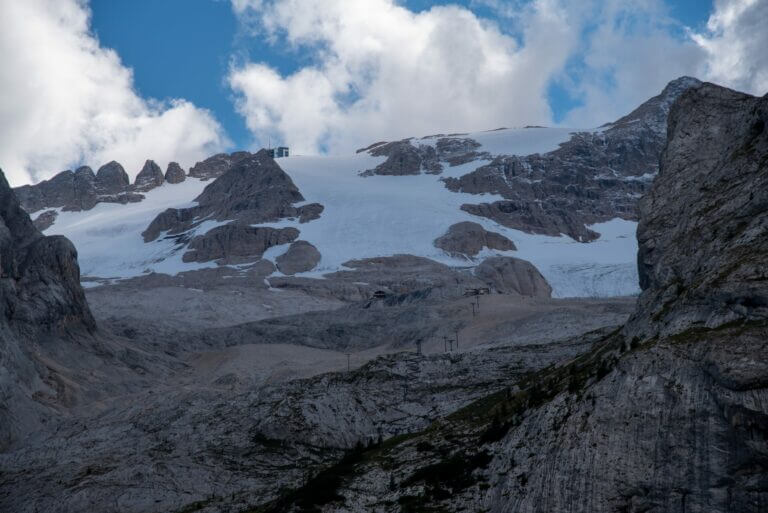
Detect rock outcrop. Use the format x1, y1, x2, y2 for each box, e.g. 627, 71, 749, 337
133, 160, 164, 192
0, 167, 95, 449
182, 224, 299, 264
275, 240, 321, 275
13, 166, 99, 213
361, 139, 442, 175
434, 221, 516, 258
31, 210, 57, 232
164, 161, 186, 184
362, 137, 491, 176
94, 161, 130, 195
143, 150, 322, 247
445, 77, 703, 241
188, 151, 252, 181
475, 256, 552, 297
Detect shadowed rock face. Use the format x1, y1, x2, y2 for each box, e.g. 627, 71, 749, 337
143, 150, 322, 248
188, 151, 252, 181
164, 161, 186, 184
133, 160, 164, 192
182, 224, 299, 264
628, 82, 768, 340
13, 166, 99, 213
445, 77, 703, 242
95, 161, 130, 195
0, 168, 95, 449
275, 240, 321, 275
475, 256, 552, 297
434, 221, 516, 258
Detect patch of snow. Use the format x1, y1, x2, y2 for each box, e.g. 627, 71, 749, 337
44, 178, 218, 280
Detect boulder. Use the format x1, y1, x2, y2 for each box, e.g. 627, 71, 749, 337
275, 240, 321, 275
434, 221, 515, 258
134, 160, 164, 192
475, 256, 552, 297
164, 162, 186, 184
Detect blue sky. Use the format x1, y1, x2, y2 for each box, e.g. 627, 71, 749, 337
90, 0, 714, 150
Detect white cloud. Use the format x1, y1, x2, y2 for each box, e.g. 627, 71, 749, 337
692, 0, 768, 95
560, 0, 706, 127
0, 0, 229, 186
228, 0, 579, 154
229, 0, 768, 152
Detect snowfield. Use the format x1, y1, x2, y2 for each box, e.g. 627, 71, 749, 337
41, 127, 641, 297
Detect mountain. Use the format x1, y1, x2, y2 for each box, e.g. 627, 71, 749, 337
3, 77, 764, 513
12, 77, 700, 300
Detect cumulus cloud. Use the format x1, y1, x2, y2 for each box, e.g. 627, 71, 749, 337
229, 0, 768, 153
692, 0, 768, 95
228, 0, 579, 154
0, 0, 229, 186
559, 0, 706, 127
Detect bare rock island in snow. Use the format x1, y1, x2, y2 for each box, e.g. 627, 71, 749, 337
433, 221, 516, 258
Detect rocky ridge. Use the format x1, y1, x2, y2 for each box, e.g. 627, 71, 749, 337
141, 150, 323, 264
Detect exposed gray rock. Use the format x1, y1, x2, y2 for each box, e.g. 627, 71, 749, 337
95, 161, 130, 195
13, 165, 98, 213
133, 159, 164, 192
446, 77, 703, 241
182, 224, 299, 263
188, 150, 252, 180
275, 240, 321, 275
31, 209, 57, 231
362, 139, 442, 175
475, 256, 552, 297
164, 161, 186, 184
434, 221, 516, 258
0, 167, 95, 449
628, 81, 768, 340
143, 150, 322, 243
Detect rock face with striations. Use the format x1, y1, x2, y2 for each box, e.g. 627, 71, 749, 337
133, 160, 164, 192
628, 81, 768, 340
475, 256, 552, 297
445, 77, 703, 242
434, 221, 516, 258
0, 167, 95, 449
13, 165, 99, 213
188, 151, 252, 181
275, 240, 321, 275
142, 151, 323, 260
164, 161, 186, 184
